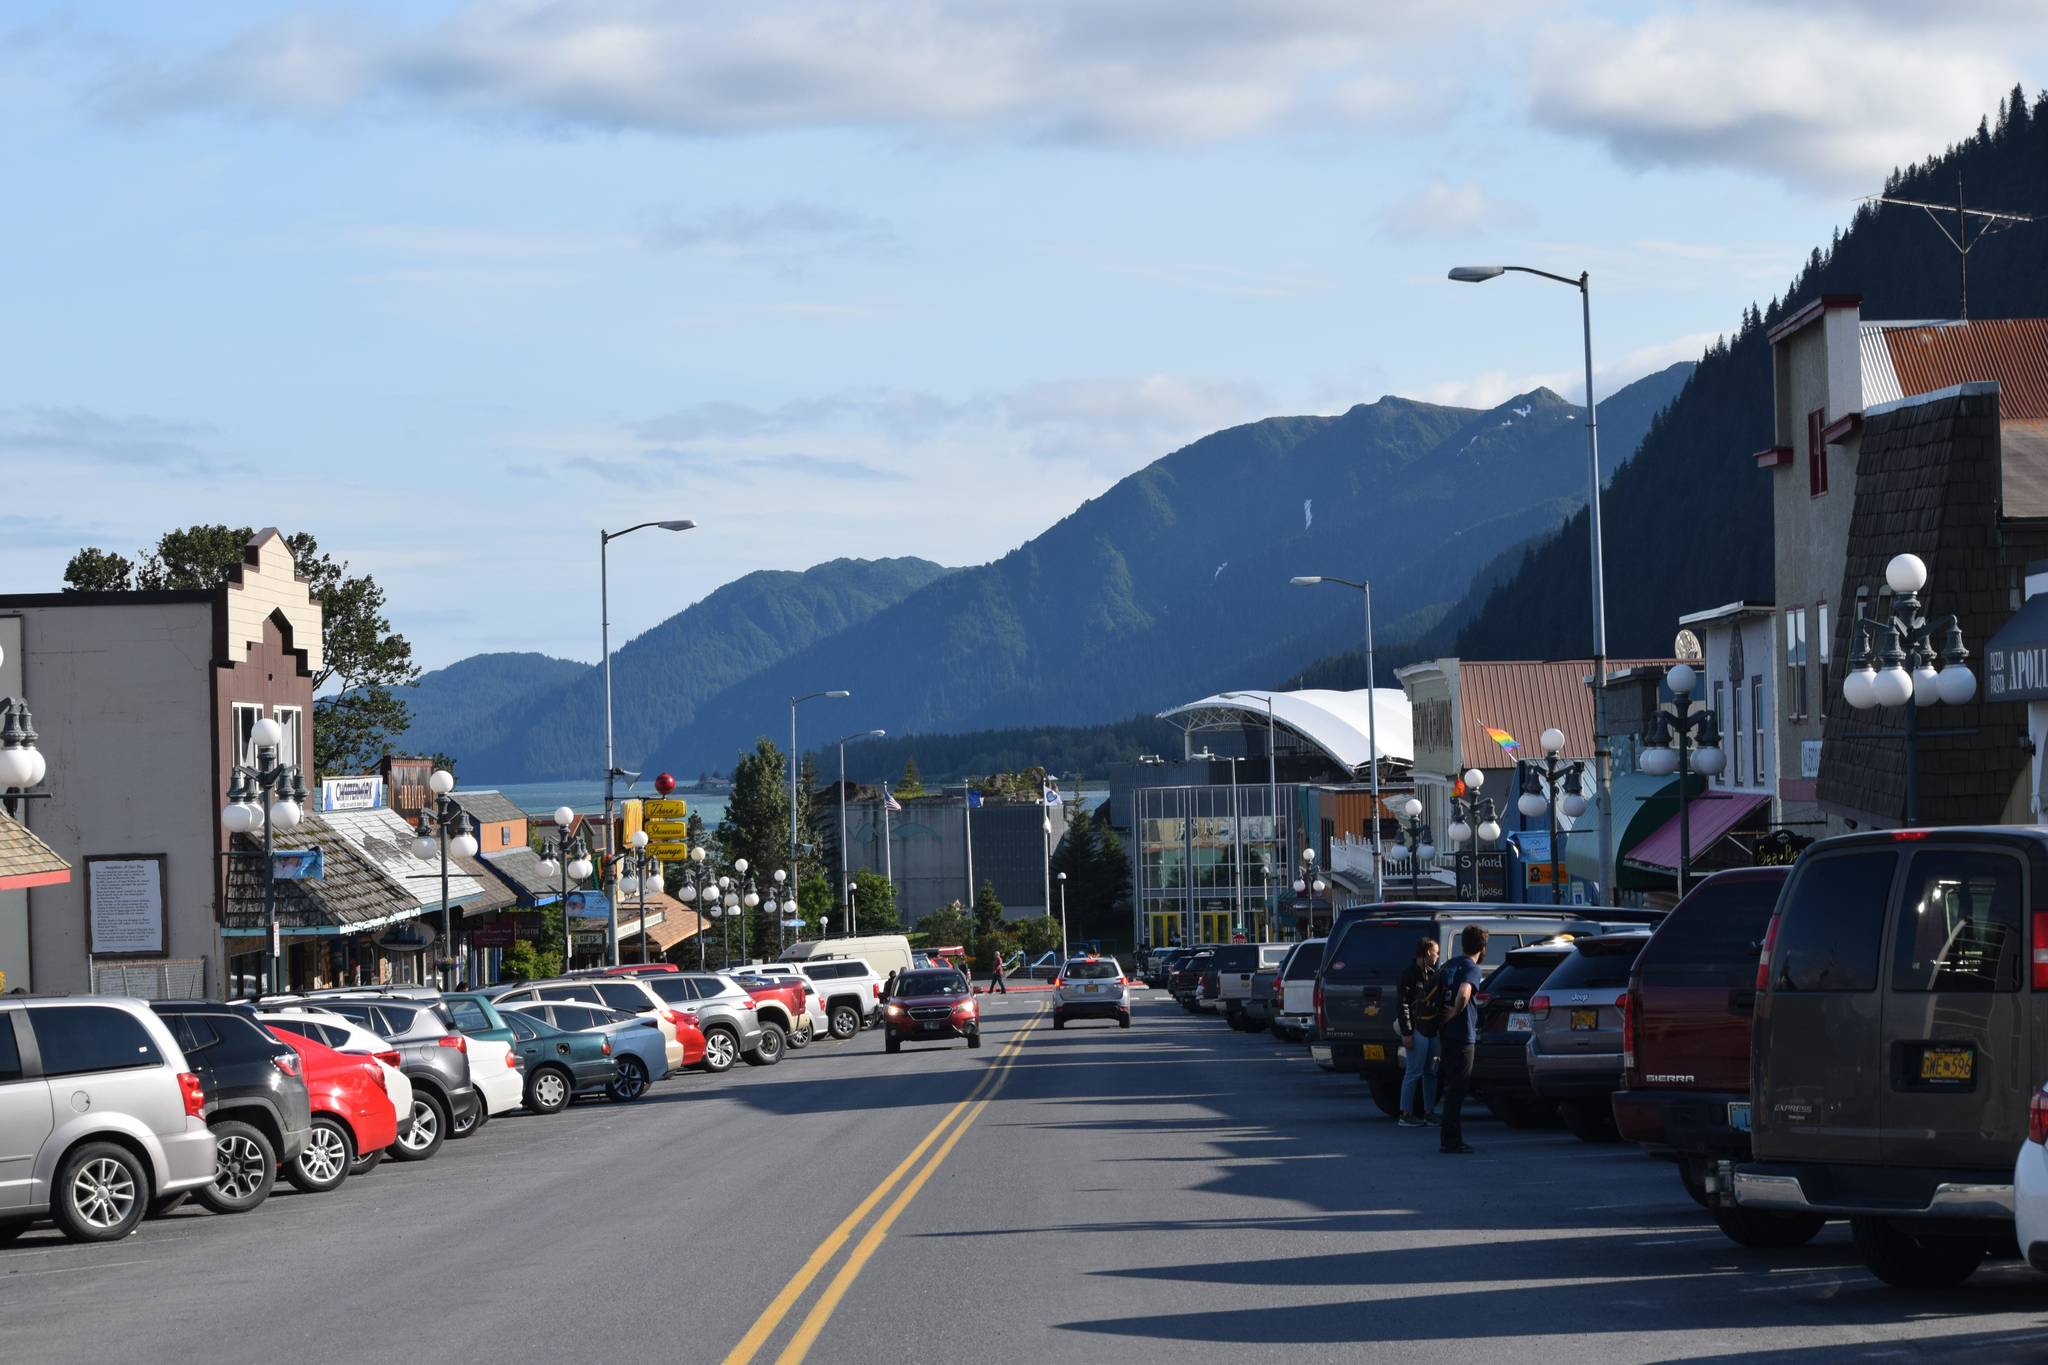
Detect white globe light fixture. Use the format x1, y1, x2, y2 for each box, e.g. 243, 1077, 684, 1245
1937, 661, 1978, 705
690, 845, 707, 864
1887, 552, 1928, 594
773, 868, 787, 885
269, 797, 303, 832
554, 805, 576, 830
428, 768, 455, 796
633, 830, 650, 850
250, 716, 285, 751
451, 828, 479, 859
1540, 727, 1567, 755
1477, 818, 1502, 843
1518, 789, 1548, 819
538, 854, 560, 879
1666, 663, 1697, 696
1693, 745, 1727, 777
411, 833, 437, 861
1462, 767, 1484, 790
1559, 790, 1588, 820
568, 854, 594, 881
1912, 663, 1942, 708
1448, 819, 1473, 844
1311, 877, 1328, 895
734, 858, 749, 875
1843, 661, 1878, 709
1640, 743, 1679, 778
677, 882, 696, 902
1401, 797, 1422, 819
1872, 663, 1915, 709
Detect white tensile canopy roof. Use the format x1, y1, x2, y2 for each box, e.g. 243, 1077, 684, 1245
1158, 688, 1414, 774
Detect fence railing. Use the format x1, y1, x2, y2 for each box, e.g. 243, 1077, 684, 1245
91, 958, 209, 999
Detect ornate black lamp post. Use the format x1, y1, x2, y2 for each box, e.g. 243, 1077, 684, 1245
536, 806, 594, 970
1517, 728, 1587, 906
618, 830, 663, 966
221, 718, 307, 994
1640, 664, 1727, 897
1841, 553, 1977, 824
1393, 798, 1435, 900
410, 770, 478, 989
1446, 767, 1502, 901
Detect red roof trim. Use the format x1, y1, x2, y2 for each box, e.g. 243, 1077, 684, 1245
1820, 413, 1862, 446
0, 868, 71, 892
1766, 293, 1863, 346
1754, 445, 1794, 468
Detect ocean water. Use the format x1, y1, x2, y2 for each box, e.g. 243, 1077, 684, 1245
478, 780, 1107, 826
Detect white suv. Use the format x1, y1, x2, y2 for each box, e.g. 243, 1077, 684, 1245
1052, 957, 1132, 1030
795, 958, 885, 1040
0, 996, 218, 1243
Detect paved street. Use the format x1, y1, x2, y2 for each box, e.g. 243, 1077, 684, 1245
5, 992, 2047, 1364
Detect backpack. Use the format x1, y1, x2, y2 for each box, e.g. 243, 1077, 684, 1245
1413, 961, 1448, 1039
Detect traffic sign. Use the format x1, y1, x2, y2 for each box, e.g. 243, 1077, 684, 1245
647, 841, 692, 860
643, 799, 690, 820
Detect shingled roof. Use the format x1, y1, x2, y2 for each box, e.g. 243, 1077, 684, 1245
456, 790, 528, 825
0, 812, 70, 890
223, 812, 422, 932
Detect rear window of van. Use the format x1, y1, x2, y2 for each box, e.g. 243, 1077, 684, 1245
1215, 946, 1258, 971
1323, 924, 1433, 984
1774, 851, 1897, 992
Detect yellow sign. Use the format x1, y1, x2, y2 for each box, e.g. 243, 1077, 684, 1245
643, 799, 691, 820
647, 841, 692, 861
645, 819, 692, 839
620, 800, 643, 851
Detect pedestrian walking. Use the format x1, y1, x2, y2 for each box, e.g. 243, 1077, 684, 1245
989, 951, 1008, 994
1437, 925, 1489, 1155
1396, 935, 1442, 1128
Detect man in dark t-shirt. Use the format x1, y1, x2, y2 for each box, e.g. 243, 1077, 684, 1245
1437, 924, 1489, 1155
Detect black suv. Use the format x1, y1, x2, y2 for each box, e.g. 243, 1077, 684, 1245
1470, 940, 1576, 1129
303, 993, 479, 1162
149, 1001, 312, 1215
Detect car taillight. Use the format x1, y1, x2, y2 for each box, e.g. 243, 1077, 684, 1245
1313, 980, 1325, 1032
872, 983, 882, 998
1475, 992, 1492, 1007
2033, 911, 2048, 990
681, 1011, 700, 1029
1272, 976, 1284, 998
1528, 994, 1551, 1021
438, 1034, 467, 1053
374, 1049, 402, 1068
1757, 911, 1783, 992
664, 1009, 685, 1031
506, 1049, 520, 1068
1053, 978, 1063, 989
601, 1038, 612, 1056
2032, 1089, 2048, 1145
178, 1071, 206, 1118
274, 1053, 301, 1078
1619, 990, 1636, 1075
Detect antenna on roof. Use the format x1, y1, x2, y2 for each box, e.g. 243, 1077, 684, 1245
1861, 171, 2036, 320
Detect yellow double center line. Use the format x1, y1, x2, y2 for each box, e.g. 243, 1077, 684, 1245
722, 1003, 1044, 1365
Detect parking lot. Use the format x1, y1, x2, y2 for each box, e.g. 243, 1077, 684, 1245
4, 991, 2046, 1363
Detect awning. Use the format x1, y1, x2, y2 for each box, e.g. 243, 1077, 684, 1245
1987, 593, 2048, 702
1563, 770, 1703, 893
1623, 792, 1772, 873
0, 812, 70, 891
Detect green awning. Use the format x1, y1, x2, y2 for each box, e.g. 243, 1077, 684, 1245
1564, 771, 1704, 894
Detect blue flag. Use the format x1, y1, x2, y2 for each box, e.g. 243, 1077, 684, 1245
966, 790, 983, 809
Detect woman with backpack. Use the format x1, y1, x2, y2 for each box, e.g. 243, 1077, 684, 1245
1396, 935, 1442, 1128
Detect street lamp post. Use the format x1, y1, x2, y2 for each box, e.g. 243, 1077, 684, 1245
836, 728, 886, 931
1394, 798, 1435, 901
221, 717, 306, 995
601, 518, 696, 966
1220, 692, 1283, 939
536, 806, 594, 971
676, 845, 713, 969
1290, 576, 1384, 899
618, 830, 662, 965
790, 690, 850, 943
1640, 664, 1728, 897
0, 671, 50, 819
1517, 729, 1588, 906
771, 869, 794, 947
410, 769, 479, 989
1449, 264, 1612, 905
1446, 767, 1503, 901
1057, 870, 1069, 961
1291, 848, 1328, 938
1841, 553, 1978, 824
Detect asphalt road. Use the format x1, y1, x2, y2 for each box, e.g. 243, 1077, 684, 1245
5, 990, 2048, 1364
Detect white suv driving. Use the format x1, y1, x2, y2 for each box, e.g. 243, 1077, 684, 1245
1052, 957, 1132, 1030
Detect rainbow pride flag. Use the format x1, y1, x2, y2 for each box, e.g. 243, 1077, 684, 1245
1482, 725, 1521, 757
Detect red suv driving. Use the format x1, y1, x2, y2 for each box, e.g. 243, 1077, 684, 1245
1609, 866, 1810, 1245
881, 968, 981, 1053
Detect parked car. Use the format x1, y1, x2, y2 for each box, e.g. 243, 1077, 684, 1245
1241, 958, 1285, 1032
1315, 906, 1657, 1116
732, 966, 831, 1042
498, 1009, 618, 1113
785, 958, 887, 1041
259, 1005, 413, 1172
0, 996, 217, 1244
1470, 939, 1577, 1128
1053, 957, 1132, 1029
2017, 1083, 2048, 1271
505, 1001, 666, 1101
440, 992, 527, 1134
1271, 939, 1326, 1043
1524, 932, 1651, 1141
302, 995, 479, 1162
1145, 949, 1189, 990
1736, 828, 2042, 1287
636, 973, 770, 1070
1610, 867, 1796, 1236
726, 971, 815, 1051
489, 976, 708, 1070
265, 1028, 399, 1193
149, 1001, 312, 1216
1204, 943, 1291, 1029
1168, 950, 1216, 1010
881, 969, 981, 1052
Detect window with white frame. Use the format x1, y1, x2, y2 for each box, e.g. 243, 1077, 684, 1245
1752, 676, 1767, 783
232, 703, 262, 766
1711, 681, 1725, 786
272, 706, 304, 769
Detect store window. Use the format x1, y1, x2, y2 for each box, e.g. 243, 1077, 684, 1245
232, 703, 262, 764
1751, 677, 1767, 784
1783, 608, 1807, 721
272, 705, 303, 768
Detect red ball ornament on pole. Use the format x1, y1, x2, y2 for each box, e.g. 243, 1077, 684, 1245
654, 772, 677, 796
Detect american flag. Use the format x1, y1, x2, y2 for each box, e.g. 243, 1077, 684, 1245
884, 790, 902, 812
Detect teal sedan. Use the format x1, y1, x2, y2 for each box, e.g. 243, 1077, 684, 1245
501, 1009, 616, 1114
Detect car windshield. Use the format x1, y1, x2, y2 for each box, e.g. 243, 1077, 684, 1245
895, 971, 967, 996
1064, 960, 1119, 980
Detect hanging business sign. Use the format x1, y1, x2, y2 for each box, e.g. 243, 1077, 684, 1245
374, 921, 437, 954
85, 854, 167, 957
320, 776, 385, 812
271, 849, 325, 881
642, 799, 690, 820
469, 921, 516, 948
564, 890, 611, 919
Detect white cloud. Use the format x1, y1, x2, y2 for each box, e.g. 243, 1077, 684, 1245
95, 0, 1469, 145
1378, 182, 1515, 240
1413, 328, 1717, 409
1526, 8, 2020, 189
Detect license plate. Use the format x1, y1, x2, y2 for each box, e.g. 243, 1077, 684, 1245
1508, 1013, 1533, 1033
1085, 984, 1099, 993
1919, 1046, 1974, 1082
1571, 1008, 1599, 1031
1310, 1043, 1332, 1062
1727, 1101, 1751, 1133
920, 1022, 943, 1033
1362, 1044, 1386, 1062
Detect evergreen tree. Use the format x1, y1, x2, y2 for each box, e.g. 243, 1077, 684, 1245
972, 879, 1005, 940
852, 869, 899, 932
896, 754, 925, 798
716, 738, 789, 878
917, 902, 975, 950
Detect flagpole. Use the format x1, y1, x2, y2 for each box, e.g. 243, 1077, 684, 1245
882, 782, 894, 900
963, 780, 975, 909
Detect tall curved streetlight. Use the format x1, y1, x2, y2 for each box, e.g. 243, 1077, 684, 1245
790, 690, 850, 944
1290, 575, 1383, 899
1449, 263, 1612, 905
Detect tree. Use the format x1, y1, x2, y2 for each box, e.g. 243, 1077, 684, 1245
852, 869, 899, 932
62, 524, 419, 776
915, 902, 974, 950
797, 872, 833, 938
972, 879, 1005, 941
896, 754, 925, 798
716, 738, 790, 878
1014, 915, 1062, 958
500, 938, 562, 981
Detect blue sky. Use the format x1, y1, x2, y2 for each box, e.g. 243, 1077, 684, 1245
3, 1, 2040, 671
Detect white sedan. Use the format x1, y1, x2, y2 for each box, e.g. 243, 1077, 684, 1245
2015, 1088, 2048, 1270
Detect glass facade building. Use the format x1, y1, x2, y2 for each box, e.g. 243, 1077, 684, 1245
1135, 783, 1301, 948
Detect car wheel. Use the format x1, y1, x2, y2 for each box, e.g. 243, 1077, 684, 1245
349, 1149, 383, 1177
1559, 1100, 1621, 1144
829, 1005, 861, 1041
284, 1117, 353, 1194
1244, 1016, 1269, 1034
744, 1024, 786, 1067
608, 1055, 652, 1102
391, 1093, 447, 1162
453, 1095, 489, 1138
1364, 1074, 1403, 1119
884, 1033, 901, 1054
1851, 1216, 1986, 1287
1678, 1157, 1713, 1209
195, 1120, 275, 1215
1053, 1011, 1067, 1030
52, 1141, 149, 1243
525, 1066, 573, 1114
967, 1030, 982, 1049
1486, 1097, 1557, 1129
1711, 1206, 1827, 1250
1119, 1013, 1132, 1029
700, 1027, 740, 1073
787, 1022, 812, 1051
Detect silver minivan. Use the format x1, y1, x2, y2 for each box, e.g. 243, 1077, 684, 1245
0, 996, 217, 1243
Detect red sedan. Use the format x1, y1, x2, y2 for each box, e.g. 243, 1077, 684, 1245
268, 1027, 399, 1193
668, 1009, 707, 1068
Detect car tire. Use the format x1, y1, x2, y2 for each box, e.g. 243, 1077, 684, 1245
829, 1005, 861, 1041
391, 1093, 447, 1162
700, 1026, 740, 1073
1678, 1157, 1713, 1209
284, 1116, 353, 1195
1559, 1100, 1621, 1143
744, 1024, 786, 1067
1712, 1206, 1827, 1250
787, 1022, 812, 1051
1365, 1074, 1403, 1119
195, 1120, 276, 1215
967, 1030, 982, 1049
51, 1141, 149, 1243
1053, 1011, 1067, 1030
1119, 1013, 1132, 1029
349, 1149, 383, 1177
885, 1033, 901, 1054
608, 1054, 652, 1102
452, 1095, 489, 1138
525, 1065, 574, 1114
1486, 1097, 1557, 1129
1850, 1216, 1986, 1288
